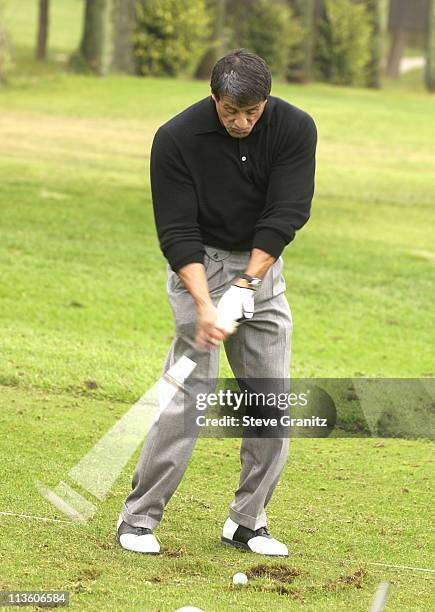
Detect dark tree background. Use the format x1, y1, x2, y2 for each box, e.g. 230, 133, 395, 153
195, 0, 226, 80
62, 0, 433, 90
426, 0, 435, 90
36, 0, 49, 61
111, 0, 136, 74
74, 0, 111, 75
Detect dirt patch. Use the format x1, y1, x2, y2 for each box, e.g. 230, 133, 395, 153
247, 563, 301, 583
83, 379, 98, 389
250, 583, 305, 601
163, 547, 187, 557
149, 575, 164, 583
79, 567, 102, 580
326, 567, 367, 591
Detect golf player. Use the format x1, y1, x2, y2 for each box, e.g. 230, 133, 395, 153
117, 49, 317, 556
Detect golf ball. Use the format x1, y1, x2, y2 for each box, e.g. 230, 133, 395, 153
175, 608, 204, 612
232, 572, 248, 585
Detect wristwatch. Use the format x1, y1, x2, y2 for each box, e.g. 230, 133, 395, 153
234, 273, 262, 291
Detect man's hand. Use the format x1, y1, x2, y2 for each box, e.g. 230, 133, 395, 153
176, 262, 226, 350
216, 285, 255, 334
196, 302, 226, 350
177, 249, 275, 347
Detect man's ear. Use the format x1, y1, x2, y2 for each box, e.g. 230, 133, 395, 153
211, 93, 218, 104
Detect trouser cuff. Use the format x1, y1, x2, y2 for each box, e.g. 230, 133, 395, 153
121, 504, 159, 530
229, 507, 267, 531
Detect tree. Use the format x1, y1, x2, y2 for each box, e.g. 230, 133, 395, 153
71, 0, 112, 75
0, 0, 12, 84
36, 0, 50, 61
226, 0, 302, 78
111, 0, 136, 74
134, 0, 210, 77
426, 0, 435, 90
366, 0, 388, 88
293, 0, 316, 82
286, 0, 317, 82
314, 0, 372, 86
194, 0, 226, 79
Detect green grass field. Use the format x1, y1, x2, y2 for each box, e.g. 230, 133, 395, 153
0, 2, 434, 610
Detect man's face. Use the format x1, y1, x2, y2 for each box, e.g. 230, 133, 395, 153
212, 94, 267, 138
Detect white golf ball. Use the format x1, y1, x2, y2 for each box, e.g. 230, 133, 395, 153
232, 572, 248, 585
175, 608, 204, 612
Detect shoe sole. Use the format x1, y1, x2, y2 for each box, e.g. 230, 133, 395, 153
221, 536, 288, 557
221, 536, 251, 552
116, 534, 160, 555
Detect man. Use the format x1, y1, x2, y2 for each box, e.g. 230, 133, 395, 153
117, 49, 317, 557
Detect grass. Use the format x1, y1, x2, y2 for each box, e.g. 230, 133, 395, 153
1, 74, 434, 393
0, 3, 434, 611
1, 386, 434, 611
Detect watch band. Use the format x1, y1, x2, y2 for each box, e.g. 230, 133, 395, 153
236, 273, 262, 290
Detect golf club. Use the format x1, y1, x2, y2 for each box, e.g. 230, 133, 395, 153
37, 351, 197, 522
369, 581, 390, 612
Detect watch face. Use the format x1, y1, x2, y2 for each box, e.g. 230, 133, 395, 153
251, 278, 262, 287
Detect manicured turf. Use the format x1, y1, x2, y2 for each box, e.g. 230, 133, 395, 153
1, 386, 434, 611
1, 72, 434, 393
1, 3, 434, 610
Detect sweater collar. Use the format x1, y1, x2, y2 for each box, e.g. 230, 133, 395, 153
193, 96, 274, 135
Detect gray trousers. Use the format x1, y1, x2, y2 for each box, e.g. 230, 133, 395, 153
121, 246, 292, 531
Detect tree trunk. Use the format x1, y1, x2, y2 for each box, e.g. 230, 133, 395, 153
111, 0, 136, 73
79, 0, 112, 75
426, 0, 435, 90
194, 0, 226, 80
286, 0, 317, 82
367, 0, 388, 88
36, 0, 49, 61
386, 29, 407, 78
298, 0, 316, 82
0, 0, 12, 84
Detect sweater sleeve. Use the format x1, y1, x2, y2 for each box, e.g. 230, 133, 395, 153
150, 126, 204, 272
252, 112, 317, 259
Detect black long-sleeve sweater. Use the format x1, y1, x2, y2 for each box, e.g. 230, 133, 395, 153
150, 95, 317, 272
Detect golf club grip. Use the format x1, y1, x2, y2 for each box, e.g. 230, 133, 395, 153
182, 312, 246, 359
182, 337, 224, 363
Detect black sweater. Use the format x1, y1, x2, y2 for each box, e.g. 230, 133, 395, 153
150, 95, 317, 271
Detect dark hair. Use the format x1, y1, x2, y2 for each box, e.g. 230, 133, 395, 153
210, 49, 272, 106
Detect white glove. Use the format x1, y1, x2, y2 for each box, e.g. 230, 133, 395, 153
215, 285, 255, 333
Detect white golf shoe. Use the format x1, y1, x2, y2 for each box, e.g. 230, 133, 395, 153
116, 515, 160, 554
221, 517, 288, 557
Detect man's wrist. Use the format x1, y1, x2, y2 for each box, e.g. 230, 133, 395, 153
195, 296, 213, 308
233, 273, 262, 291
233, 278, 251, 289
